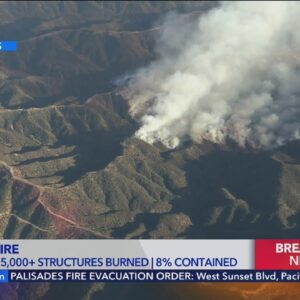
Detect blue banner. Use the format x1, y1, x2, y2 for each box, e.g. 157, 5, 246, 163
0, 270, 8, 283
0, 41, 17, 52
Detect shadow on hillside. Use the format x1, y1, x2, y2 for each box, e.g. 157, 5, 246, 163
172, 149, 283, 238
13, 126, 135, 186
52, 127, 135, 186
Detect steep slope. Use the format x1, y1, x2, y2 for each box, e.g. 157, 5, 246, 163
0, 0, 299, 241
0, 2, 299, 300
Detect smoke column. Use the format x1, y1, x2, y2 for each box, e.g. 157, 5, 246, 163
123, 1, 300, 149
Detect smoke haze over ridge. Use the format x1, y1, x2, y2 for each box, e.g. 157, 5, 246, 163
123, 1, 300, 149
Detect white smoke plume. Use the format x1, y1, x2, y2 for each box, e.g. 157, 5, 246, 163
123, 1, 300, 149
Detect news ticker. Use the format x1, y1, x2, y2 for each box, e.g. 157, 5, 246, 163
0, 240, 300, 283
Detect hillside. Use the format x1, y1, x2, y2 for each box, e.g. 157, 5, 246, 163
0, 1, 300, 299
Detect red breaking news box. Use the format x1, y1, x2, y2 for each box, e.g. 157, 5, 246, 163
255, 239, 300, 270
